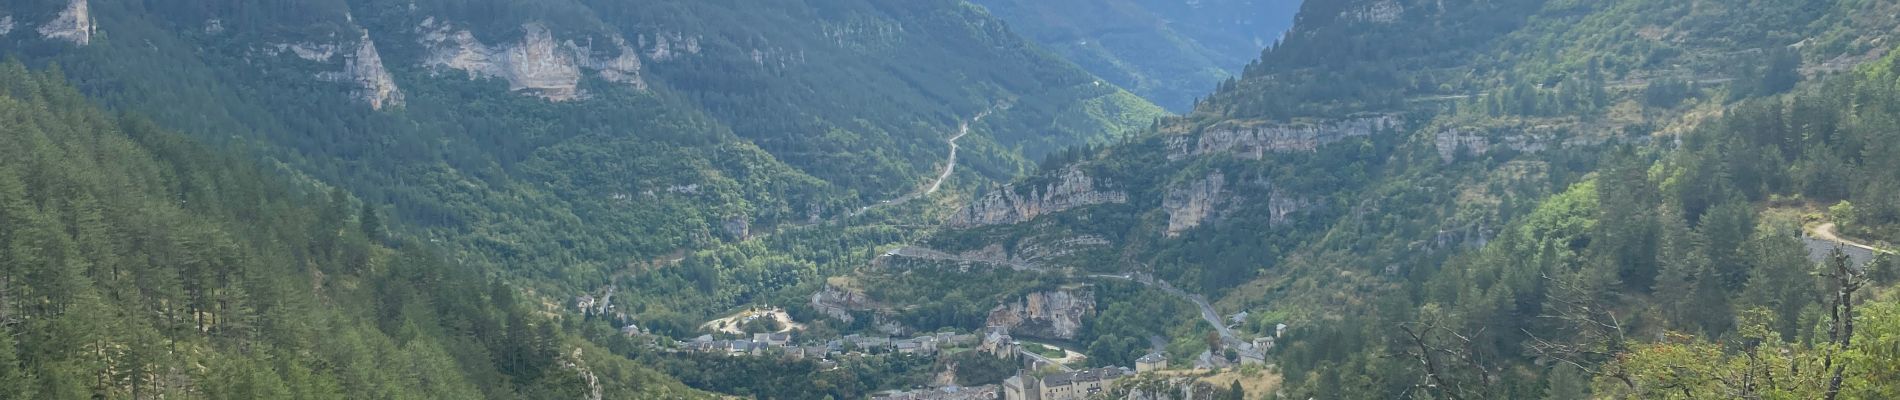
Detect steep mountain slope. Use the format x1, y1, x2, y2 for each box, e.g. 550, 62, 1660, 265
836, 0, 1900, 395
969, 0, 1302, 111
0, 0, 1163, 291
0, 64, 709, 399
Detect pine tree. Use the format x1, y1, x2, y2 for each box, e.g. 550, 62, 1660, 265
1742, 230, 1819, 341
0, 328, 36, 400
1653, 211, 1700, 328
360, 204, 385, 244
1543, 363, 1589, 400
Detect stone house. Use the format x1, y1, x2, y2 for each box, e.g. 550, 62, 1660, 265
1135, 353, 1168, 373
1002, 368, 1133, 400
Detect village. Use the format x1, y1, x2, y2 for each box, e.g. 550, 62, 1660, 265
596, 299, 1291, 400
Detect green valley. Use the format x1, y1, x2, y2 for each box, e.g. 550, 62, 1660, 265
8, 0, 1900, 398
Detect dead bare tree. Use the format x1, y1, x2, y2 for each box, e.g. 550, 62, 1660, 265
1822, 247, 1865, 400
1522, 272, 1630, 388
1396, 314, 1499, 400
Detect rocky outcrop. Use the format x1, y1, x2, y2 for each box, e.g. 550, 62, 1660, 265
749, 47, 806, 68
1267, 191, 1315, 226
1014, 234, 1110, 264
1433, 127, 1551, 163
36, 0, 92, 45
986, 289, 1094, 340
884, 245, 1041, 271
276, 31, 405, 110
274, 42, 339, 62
722, 216, 751, 239
948, 168, 1127, 228
1168, 114, 1400, 160
1344, 1, 1403, 23
1432, 224, 1494, 250
336, 31, 404, 109
420, 20, 647, 101
640, 32, 701, 62
1, 16, 16, 36
812, 282, 885, 324
561, 348, 605, 400
1162, 172, 1313, 236
1163, 172, 1228, 236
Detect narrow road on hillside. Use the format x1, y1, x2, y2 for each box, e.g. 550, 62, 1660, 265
925, 120, 972, 195
1809, 222, 1891, 256
852, 107, 997, 218
1095, 273, 1251, 354
1810, 222, 1880, 251
882, 245, 1043, 271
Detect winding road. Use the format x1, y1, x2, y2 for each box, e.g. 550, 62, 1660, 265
850, 107, 996, 218
927, 120, 972, 194
1091, 273, 1253, 356
1810, 223, 1878, 251
1805, 222, 1889, 269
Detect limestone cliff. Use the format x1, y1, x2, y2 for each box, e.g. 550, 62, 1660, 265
1163, 172, 1228, 236
1167, 114, 1401, 160
275, 30, 405, 110
1433, 126, 1553, 163
337, 31, 404, 109
1343, 1, 1404, 24
1014, 234, 1111, 264
420, 20, 648, 101
36, 0, 92, 45
948, 168, 1127, 228
811, 282, 884, 324
640, 32, 701, 62
985, 289, 1094, 340
1163, 171, 1313, 236
1267, 191, 1315, 226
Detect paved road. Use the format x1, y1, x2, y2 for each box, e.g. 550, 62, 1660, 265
884, 246, 1042, 271
1097, 273, 1252, 355
1806, 222, 1888, 269
925, 120, 972, 194
1810, 223, 1880, 251
851, 106, 997, 218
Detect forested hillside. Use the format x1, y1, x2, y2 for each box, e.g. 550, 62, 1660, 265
12, 0, 1900, 397
0, 0, 1162, 293
835, 0, 1900, 397
969, 0, 1301, 111
0, 65, 708, 399
0, 0, 1173, 396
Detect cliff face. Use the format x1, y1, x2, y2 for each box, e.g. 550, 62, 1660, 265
35, 0, 92, 45
325, 31, 405, 109
811, 282, 884, 323
420, 20, 652, 101
1168, 114, 1401, 160
1163, 171, 1228, 237
272, 31, 405, 110
948, 168, 1128, 228
985, 289, 1095, 340
1432, 126, 1567, 163
1163, 171, 1314, 236
1343, 1, 1404, 24
344, 32, 404, 109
